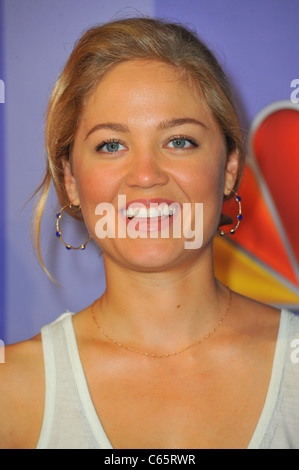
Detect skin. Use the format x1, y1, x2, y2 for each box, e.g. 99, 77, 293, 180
0, 60, 281, 449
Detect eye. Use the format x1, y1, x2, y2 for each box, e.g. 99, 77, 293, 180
96, 139, 126, 153
167, 136, 198, 150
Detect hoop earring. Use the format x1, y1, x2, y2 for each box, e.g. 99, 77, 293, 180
56, 204, 91, 250
217, 191, 243, 236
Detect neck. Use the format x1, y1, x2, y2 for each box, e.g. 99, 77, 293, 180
94, 248, 229, 355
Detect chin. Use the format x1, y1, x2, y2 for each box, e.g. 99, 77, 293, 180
111, 237, 198, 272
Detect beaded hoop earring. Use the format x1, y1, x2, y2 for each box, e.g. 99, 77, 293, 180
217, 191, 243, 236
56, 204, 91, 250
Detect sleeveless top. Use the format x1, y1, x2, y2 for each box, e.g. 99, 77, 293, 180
36, 309, 299, 449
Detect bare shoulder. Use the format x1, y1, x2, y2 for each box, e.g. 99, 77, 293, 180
0, 334, 44, 449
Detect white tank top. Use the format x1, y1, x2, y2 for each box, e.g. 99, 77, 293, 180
36, 309, 299, 449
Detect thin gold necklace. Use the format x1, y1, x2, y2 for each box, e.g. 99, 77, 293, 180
92, 287, 231, 359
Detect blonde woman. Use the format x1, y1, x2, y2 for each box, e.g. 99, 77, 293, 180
1, 17, 298, 449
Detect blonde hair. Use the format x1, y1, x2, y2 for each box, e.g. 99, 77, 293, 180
34, 16, 244, 276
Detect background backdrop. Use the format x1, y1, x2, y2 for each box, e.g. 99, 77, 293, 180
1, 0, 298, 344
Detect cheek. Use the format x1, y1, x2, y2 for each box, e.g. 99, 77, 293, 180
73, 166, 121, 236
181, 151, 226, 235
179, 157, 225, 201
75, 166, 119, 206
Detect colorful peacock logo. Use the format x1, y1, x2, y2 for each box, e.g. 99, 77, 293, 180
214, 101, 299, 310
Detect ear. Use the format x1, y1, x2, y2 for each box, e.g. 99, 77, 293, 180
63, 160, 80, 206
223, 150, 239, 197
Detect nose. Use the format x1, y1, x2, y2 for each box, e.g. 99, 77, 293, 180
125, 147, 169, 189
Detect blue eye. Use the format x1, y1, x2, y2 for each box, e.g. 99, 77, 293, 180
96, 140, 125, 153
167, 137, 197, 149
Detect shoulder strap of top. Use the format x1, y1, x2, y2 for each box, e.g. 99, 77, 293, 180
36, 313, 74, 449
35, 315, 60, 448
247, 309, 291, 448
36, 313, 113, 449
60, 313, 113, 448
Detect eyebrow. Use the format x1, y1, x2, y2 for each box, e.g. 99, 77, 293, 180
85, 117, 208, 140
85, 122, 130, 140
157, 118, 208, 130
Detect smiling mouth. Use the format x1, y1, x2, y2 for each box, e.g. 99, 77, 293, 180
116, 198, 182, 235
122, 203, 179, 220
94, 196, 203, 246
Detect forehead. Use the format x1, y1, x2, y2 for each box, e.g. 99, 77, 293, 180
80, 59, 215, 129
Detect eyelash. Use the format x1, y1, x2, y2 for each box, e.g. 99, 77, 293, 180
95, 138, 123, 153
95, 135, 199, 153
166, 135, 199, 149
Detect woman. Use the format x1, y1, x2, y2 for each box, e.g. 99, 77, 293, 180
1, 17, 298, 449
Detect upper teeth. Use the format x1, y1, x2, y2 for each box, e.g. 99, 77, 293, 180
122, 204, 178, 219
